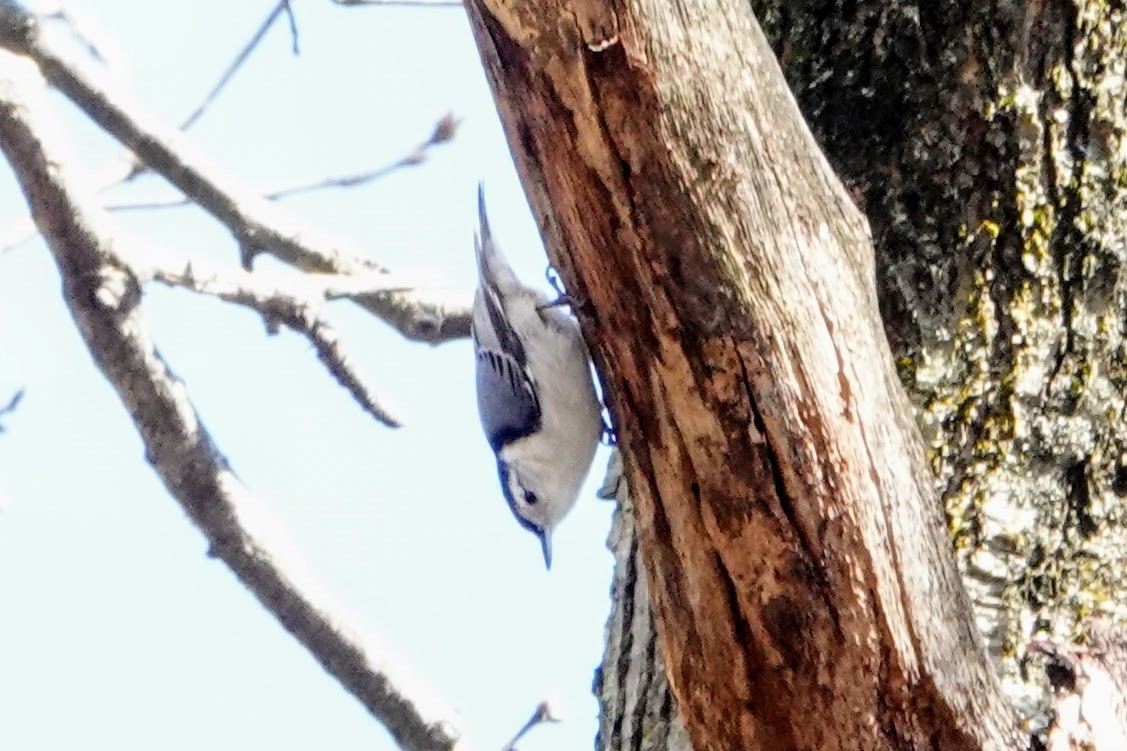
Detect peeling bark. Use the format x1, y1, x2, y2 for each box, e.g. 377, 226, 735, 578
497, 0, 1127, 746
467, 0, 1023, 749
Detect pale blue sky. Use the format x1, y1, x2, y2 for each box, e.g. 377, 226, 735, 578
0, 2, 615, 749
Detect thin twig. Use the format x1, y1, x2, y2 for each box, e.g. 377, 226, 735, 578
267, 112, 459, 199
103, 112, 461, 211
41, 0, 114, 66
0, 3, 472, 343
144, 255, 423, 301
0, 45, 466, 751
282, 303, 401, 426
180, 0, 297, 132
147, 257, 428, 428
0, 387, 23, 432
153, 262, 406, 429
281, 0, 299, 54
3, 0, 303, 248
500, 701, 560, 751
120, 0, 303, 184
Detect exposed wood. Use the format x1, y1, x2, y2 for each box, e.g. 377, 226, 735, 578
751, 1, 1127, 717
466, 0, 1024, 748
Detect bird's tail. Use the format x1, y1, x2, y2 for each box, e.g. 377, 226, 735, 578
476, 184, 522, 293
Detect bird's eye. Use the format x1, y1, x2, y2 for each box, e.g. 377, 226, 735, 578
524, 491, 539, 506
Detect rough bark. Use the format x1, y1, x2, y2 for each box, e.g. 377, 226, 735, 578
749, 0, 1127, 726
467, 0, 1023, 749
590, 0, 1127, 747
594, 452, 690, 751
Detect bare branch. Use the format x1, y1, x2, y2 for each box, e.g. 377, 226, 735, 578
282, 0, 299, 54
2, 0, 301, 252
266, 112, 459, 199
144, 254, 425, 302
41, 1, 115, 67
291, 308, 402, 426
4, 9, 440, 252
104, 112, 461, 211
180, 0, 298, 133
89, 0, 298, 186
500, 701, 560, 751
0, 2, 471, 344
150, 258, 408, 428
0, 387, 23, 432
0, 47, 467, 751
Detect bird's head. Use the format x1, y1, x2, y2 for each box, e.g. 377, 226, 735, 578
497, 455, 579, 569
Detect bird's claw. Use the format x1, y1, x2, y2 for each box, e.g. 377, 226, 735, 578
546, 264, 565, 297
543, 264, 593, 313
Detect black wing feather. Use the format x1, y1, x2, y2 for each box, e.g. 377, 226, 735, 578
475, 346, 541, 451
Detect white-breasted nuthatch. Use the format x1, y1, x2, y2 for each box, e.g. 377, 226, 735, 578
472, 186, 602, 569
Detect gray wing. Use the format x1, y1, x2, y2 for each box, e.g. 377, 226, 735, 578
475, 344, 541, 451
472, 184, 542, 449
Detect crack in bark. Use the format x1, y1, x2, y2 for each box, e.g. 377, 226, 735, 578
734, 343, 843, 640
610, 532, 637, 751
633, 583, 658, 751
715, 551, 788, 749
1043, 0, 1088, 388
1064, 457, 1096, 540
736, 349, 802, 544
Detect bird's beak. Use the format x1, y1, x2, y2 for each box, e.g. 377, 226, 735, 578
539, 530, 553, 570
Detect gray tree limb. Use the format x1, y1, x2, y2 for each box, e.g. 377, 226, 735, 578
0, 49, 466, 751
0, 0, 470, 344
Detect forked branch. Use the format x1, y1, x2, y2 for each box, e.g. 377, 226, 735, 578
0, 0, 471, 344
0, 48, 465, 751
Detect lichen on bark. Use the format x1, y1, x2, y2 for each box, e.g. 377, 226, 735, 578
752, 0, 1127, 727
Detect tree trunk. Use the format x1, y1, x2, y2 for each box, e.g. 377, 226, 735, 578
751, 0, 1127, 700
591, 0, 1127, 748
467, 0, 1027, 750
